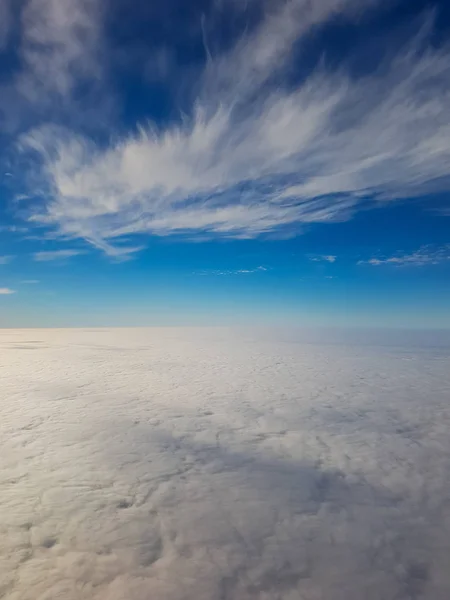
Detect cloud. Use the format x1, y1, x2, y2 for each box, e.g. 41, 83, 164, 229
0, 255, 14, 265
18, 0, 102, 103
10, 2, 450, 255
1, 327, 450, 599
33, 249, 85, 261
19, 0, 450, 254
0, 287, 15, 294
0, 0, 111, 135
310, 255, 336, 263
359, 245, 450, 267
21, 279, 40, 284
0, 0, 11, 50
196, 265, 267, 275
85, 240, 146, 261
0, 226, 29, 233
236, 266, 268, 274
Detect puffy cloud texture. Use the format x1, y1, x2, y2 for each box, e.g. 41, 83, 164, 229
1, 327, 450, 599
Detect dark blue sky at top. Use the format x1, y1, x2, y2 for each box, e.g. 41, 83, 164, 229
2, 0, 448, 132
0, 0, 449, 327
106, 0, 450, 126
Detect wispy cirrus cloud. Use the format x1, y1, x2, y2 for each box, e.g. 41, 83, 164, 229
0, 226, 29, 233
0, 287, 15, 295
19, 0, 102, 103
196, 266, 268, 276
236, 266, 268, 274
359, 245, 450, 267
33, 249, 85, 262
11, 0, 450, 256
0, 0, 111, 135
0, 255, 14, 265
310, 255, 336, 263
0, 0, 11, 50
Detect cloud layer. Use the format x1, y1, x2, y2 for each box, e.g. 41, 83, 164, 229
1, 327, 450, 599
10, 0, 449, 254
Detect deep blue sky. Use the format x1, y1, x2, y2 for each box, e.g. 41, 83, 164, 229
0, 0, 449, 328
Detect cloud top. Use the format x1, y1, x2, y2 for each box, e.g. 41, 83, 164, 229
1, 327, 450, 599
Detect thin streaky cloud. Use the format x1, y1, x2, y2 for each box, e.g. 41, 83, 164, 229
18, 0, 102, 103
21, 279, 40, 284
359, 245, 450, 267
0, 0, 11, 50
0, 255, 14, 265
0, 287, 15, 295
310, 255, 337, 263
19, 0, 450, 255
33, 249, 85, 262
0, 0, 113, 137
236, 266, 268, 274
196, 266, 268, 276
0, 226, 29, 233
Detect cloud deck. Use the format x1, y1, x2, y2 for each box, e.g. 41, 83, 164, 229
1, 328, 449, 599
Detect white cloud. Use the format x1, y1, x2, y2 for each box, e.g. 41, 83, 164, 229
236, 266, 268, 274
0, 226, 29, 233
0, 255, 14, 265
0, 287, 15, 294
359, 245, 450, 267
18, 0, 102, 103
33, 249, 85, 261
0, 0, 111, 135
198, 265, 268, 275
1, 327, 450, 599
13, 2, 450, 255
0, 0, 11, 50
310, 255, 336, 263
20, 0, 450, 255
21, 279, 40, 284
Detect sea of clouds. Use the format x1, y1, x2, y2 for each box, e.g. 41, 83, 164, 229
1, 327, 450, 599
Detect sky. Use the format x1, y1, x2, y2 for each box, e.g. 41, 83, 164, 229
0, 0, 449, 328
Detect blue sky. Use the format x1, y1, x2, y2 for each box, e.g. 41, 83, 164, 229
0, 0, 449, 328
